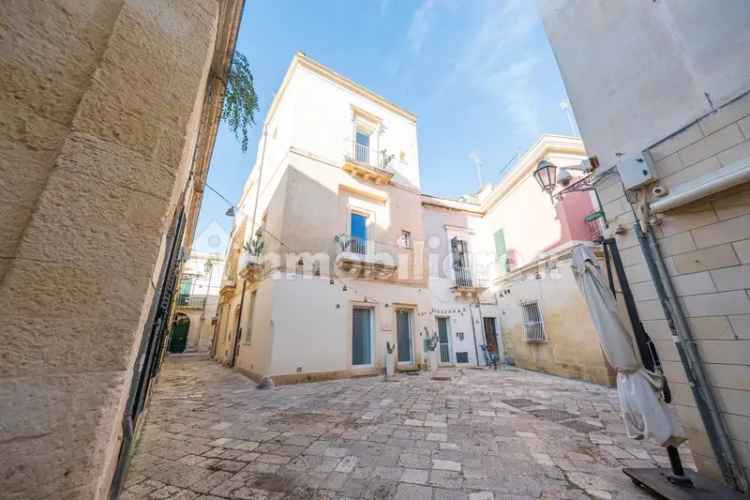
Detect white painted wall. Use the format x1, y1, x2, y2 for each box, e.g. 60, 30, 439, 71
539, 0, 750, 168
290, 64, 420, 190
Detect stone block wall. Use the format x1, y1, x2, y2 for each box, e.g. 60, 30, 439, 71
595, 91, 750, 483
0, 1, 220, 498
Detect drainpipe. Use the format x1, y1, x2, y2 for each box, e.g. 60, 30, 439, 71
468, 299, 480, 367
249, 126, 268, 245
230, 279, 247, 368
632, 215, 746, 491
475, 294, 486, 365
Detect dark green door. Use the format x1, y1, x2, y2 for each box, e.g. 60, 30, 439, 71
396, 309, 413, 364
168, 319, 189, 353
437, 317, 450, 363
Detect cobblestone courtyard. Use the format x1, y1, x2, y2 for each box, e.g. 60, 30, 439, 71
123, 355, 692, 500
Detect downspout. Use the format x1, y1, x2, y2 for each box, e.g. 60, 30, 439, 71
631, 209, 746, 491
475, 294, 486, 365
249, 126, 269, 245
230, 279, 247, 368
468, 299, 480, 367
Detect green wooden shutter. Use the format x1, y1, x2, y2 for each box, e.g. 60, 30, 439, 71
494, 229, 508, 272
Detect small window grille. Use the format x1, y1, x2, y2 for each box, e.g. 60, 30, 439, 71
400, 230, 412, 249
456, 352, 469, 363
521, 301, 545, 342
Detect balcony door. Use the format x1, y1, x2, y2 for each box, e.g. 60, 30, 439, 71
450, 237, 472, 287
396, 308, 414, 366
350, 212, 367, 254
355, 131, 370, 163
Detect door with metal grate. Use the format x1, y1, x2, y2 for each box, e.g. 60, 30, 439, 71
437, 317, 451, 363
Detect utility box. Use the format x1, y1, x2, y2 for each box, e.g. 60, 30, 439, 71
616, 152, 656, 190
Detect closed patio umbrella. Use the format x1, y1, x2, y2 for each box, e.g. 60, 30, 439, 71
571, 245, 684, 446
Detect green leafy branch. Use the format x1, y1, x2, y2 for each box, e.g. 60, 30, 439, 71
222, 51, 259, 152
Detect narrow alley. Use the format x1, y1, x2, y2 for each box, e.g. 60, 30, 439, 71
122, 357, 691, 500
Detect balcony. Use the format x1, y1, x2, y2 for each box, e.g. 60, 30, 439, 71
176, 294, 206, 309
451, 267, 488, 297
336, 236, 399, 279
238, 252, 264, 282
343, 143, 394, 185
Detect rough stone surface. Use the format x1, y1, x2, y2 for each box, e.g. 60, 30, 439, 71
123, 356, 694, 499
0, 1, 221, 498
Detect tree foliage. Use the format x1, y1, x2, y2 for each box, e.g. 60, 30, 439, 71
222, 52, 259, 152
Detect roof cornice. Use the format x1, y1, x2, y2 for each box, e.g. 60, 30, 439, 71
481, 135, 586, 213
265, 52, 417, 129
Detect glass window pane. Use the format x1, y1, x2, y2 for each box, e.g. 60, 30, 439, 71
352, 307, 371, 365
356, 131, 370, 146
351, 213, 367, 241
397, 310, 411, 363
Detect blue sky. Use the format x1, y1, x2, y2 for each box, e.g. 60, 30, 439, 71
194, 0, 575, 253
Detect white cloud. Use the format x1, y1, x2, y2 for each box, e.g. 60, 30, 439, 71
444, 0, 545, 139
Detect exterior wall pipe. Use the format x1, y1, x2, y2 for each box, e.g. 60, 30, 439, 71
467, 302, 480, 367
632, 217, 746, 491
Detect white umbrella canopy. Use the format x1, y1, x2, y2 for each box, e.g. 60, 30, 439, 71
571, 245, 684, 446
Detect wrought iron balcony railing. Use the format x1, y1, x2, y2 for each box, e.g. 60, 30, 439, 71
354, 142, 369, 164
336, 235, 400, 278
454, 267, 474, 288
452, 267, 489, 291
176, 294, 206, 309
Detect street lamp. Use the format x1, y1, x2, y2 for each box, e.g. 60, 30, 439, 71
533, 160, 557, 196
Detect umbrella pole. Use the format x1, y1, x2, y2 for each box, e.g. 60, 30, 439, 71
604, 238, 693, 487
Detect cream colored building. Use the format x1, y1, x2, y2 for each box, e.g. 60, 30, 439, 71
422, 135, 615, 385
540, 0, 750, 489
216, 54, 615, 387
215, 53, 432, 383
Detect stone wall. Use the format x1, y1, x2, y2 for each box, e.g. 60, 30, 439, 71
498, 254, 616, 387
0, 1, 222, 498
539, 1, 750, 486
595, 92, 750, 482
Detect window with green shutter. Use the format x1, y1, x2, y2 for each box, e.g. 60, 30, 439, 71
494, 229, 508, 272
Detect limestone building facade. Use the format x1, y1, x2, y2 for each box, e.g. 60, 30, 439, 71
0, 1, 243, 498
215, 53, 612, 388
540, 0, 750, 490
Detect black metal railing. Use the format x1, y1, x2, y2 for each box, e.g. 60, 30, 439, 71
355, 142, 369, 163
176, 294, 206, 308
454, 267, 474, 288
340, 235, 368, 255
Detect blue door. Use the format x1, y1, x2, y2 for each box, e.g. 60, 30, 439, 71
350, 212, 367, 254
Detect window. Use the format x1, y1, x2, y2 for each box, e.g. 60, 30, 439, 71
399, 230, 412, 249
521, 301, 545, 342
352, 307, 373, 366
355, 131, 370, 163
451, 237, 469, 269
456, 352, 469, 363
494, 229, 508, 273
450, 237, 472, 287
350, 212, 368, 254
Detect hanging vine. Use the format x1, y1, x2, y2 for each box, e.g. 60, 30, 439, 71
222, 51, 259, 152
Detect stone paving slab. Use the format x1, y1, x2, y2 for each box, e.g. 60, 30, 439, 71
122, 356, 694, 499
